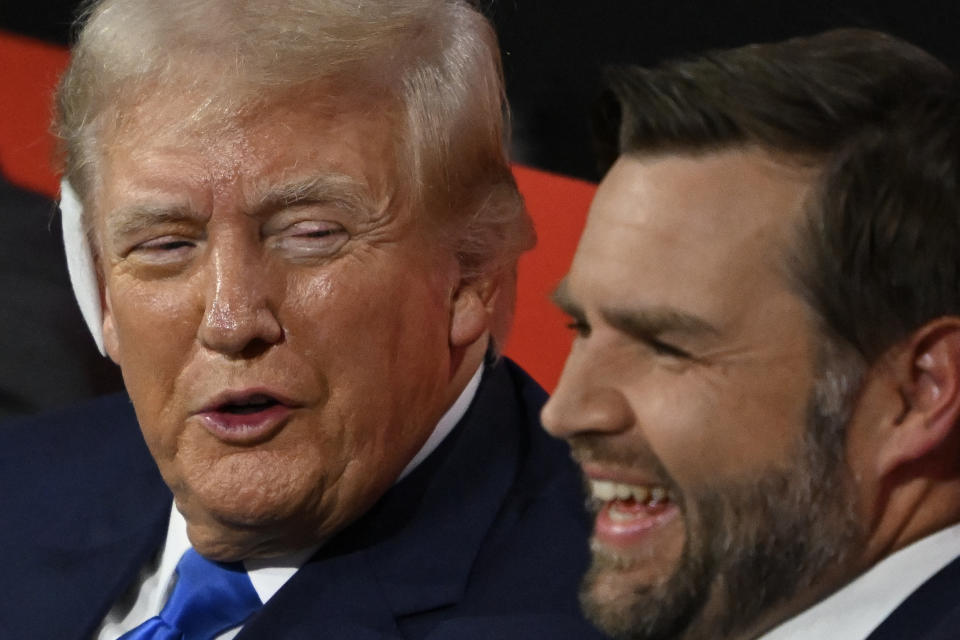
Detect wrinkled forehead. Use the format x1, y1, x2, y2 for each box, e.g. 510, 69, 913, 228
88, 69, 405, 211
101, 64, 396, 152
584, 149, 817, 259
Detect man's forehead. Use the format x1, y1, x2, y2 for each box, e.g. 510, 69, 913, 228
95, 87, 397, 197
564, 148, 820, 324
574, 149, 819, 286
100, 65, 395, 150
590, 149, 819, 236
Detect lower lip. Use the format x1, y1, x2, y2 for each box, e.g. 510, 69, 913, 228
593, 499, 681, 550
197, 404, 293, 444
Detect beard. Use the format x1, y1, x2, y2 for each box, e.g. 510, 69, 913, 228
576, 350, 865, 640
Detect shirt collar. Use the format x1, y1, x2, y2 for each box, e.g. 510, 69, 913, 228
759, 522, 960, 640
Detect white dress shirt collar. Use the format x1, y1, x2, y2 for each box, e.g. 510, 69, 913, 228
759, 522, 960, 640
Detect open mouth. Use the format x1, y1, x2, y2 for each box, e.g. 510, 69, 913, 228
590, 480, 676, 517
589, 478, 681, 550
216, 394, 282, 415
197, 391, 295, 444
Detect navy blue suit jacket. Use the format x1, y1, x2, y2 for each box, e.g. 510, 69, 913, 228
0, 358, 606, 639
864, 553, 960, 640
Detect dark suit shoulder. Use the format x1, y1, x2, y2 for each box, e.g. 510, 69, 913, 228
867, 552, 960, 640
0, 391, 169, 546
1, 391, 147, 470
0, 393, 171, 639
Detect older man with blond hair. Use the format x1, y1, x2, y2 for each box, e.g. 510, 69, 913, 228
0, 1, 604, 639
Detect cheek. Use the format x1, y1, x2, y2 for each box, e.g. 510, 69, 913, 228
630, 383, 723, 479
110, 281, 198, 367
285, 256, 453, 362
106, 277, 201, 444
288, 262, 453, 445
629, 370, 809, 484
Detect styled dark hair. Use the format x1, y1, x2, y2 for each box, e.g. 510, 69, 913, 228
594, 29, 952, 172
795, 90, 960, 361
596, 28, 957, 361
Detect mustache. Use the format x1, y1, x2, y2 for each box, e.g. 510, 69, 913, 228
566, 433, 672, 479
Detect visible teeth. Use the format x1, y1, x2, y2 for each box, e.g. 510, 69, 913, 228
634, 486, 651, 503
592, 480, 617, 501
589, 479, 667, 505
608, 507, 636, 522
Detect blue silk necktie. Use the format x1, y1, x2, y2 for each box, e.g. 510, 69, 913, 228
119, 548, 262, 640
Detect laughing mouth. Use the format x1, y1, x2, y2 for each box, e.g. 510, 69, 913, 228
589, 479, 677, 517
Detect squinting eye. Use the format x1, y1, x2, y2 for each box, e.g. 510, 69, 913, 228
128, 236, 197, 259
645, 337, 691, 359
271, 220, 348, 256
565, 319, 591, 338
139, 238, 194, 251
289, 220, 343, 237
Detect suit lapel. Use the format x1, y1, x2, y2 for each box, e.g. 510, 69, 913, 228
238, 360, 525, 637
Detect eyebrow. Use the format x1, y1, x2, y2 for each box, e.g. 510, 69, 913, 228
104, 173, 385, 240
251, 173, 382, 219
551, 279, 720, 338
601, 307, 719, 341
106, 204, 199, 240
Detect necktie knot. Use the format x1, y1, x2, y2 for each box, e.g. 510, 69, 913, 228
120, 548, 262, 640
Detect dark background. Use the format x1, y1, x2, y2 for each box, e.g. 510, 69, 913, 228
3, 0, 959, 181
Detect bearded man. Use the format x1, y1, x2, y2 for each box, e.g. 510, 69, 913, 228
543, 29, 960, 640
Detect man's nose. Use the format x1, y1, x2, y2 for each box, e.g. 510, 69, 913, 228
541, 346, 633, 439
198, 243, 283, 356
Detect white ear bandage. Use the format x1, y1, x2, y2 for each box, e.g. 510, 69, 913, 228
60, 179, 106, 355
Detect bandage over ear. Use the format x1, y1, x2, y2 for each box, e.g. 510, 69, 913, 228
60, 179, 106, 355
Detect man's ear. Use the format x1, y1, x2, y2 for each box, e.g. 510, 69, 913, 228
101, 282, 122, 365
877, 318, 960, 476
449, 274, 499, 348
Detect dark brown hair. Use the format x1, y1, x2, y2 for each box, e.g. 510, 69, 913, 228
594, 29, 952, 171
795, 90, 960, 360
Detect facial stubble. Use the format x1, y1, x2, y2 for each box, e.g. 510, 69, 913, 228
578, 365, 865, 640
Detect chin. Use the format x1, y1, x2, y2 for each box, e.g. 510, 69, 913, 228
174, 455, 327, 550
180, 493, 324, 561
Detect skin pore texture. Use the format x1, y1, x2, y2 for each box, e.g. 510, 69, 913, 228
93, 86, 492, 561
541, 150, 869, 640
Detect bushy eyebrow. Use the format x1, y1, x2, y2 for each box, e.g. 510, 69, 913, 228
551, 279, 718, 338
104, 173, 385, 241
601, 307, 719, 340
251, 173, 381, 219
106, 204, 198, 240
